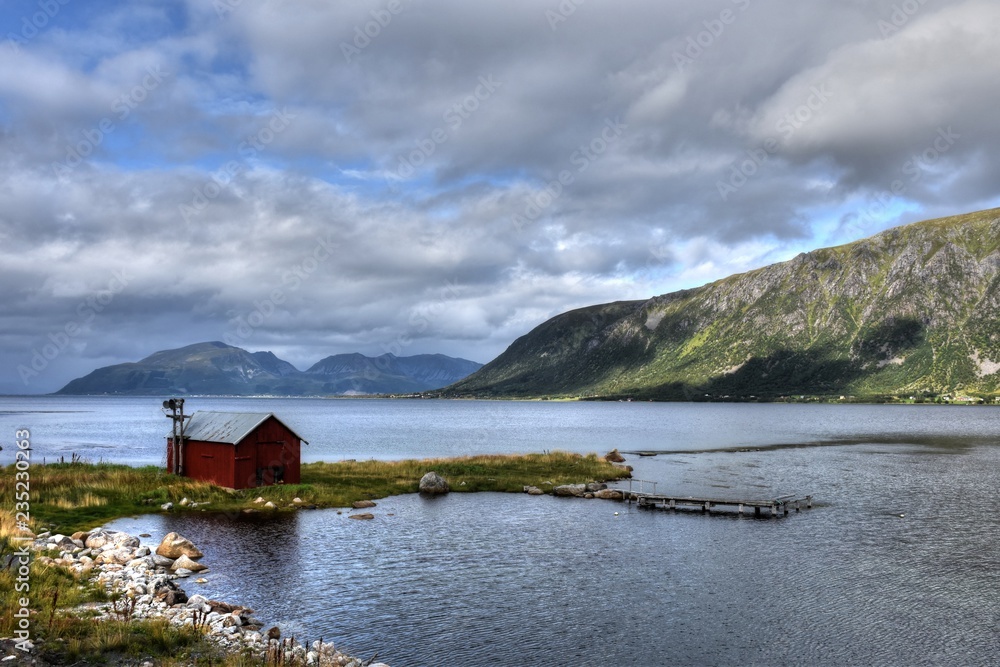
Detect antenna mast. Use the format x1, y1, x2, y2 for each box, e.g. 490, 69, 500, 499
163, 398, 189, 475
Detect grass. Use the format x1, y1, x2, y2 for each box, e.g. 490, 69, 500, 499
0, 451, 628, 665
0, 452, 630, 535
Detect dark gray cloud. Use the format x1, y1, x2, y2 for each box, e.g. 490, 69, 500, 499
0, 0, 997, 392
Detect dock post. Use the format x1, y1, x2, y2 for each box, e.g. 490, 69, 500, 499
738, 503, 744, 515
669, 499, 676, 510
806, 495, 812, 509
783, 503, 788, 516
771, 504, 779, 517
754, 506, 760, 516
795, 500, 800, 512
702, 502, 709, 513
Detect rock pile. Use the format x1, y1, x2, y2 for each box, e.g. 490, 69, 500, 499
534, 481, 623, 501
25, 528, 390, 667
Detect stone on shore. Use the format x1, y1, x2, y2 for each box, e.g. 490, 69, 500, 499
605, 448, 626, 463
585, 482, 607, 493
523, 485, 544, 495
419, 471, 449, 494
156, 532, 204, 559
94, 548, 135, 565
352, 500, 377, 508
172, 554, 207, 572
86, 529, 139, 551
152, 553, 175, 568
553, 484, 587, 497
594, 488, 624, 500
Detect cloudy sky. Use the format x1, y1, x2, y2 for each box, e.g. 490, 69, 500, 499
1, 0, 998, 393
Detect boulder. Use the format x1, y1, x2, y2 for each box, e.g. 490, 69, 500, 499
86, 530, 139, 551
156, 532, 203, 559
152, 554, 175, 568
161, 502, 173, 511
585, 482, 607, 493
594, 488, 624, 500
348, 513, 375, 520
419, 471, 449, 495
263, 501, 277, 510
553, 484, 587, 497
94, 548, 135, 565
523, 485, 544, 495
352, 500, 377, 509
605, 448, 626, 463
154, 581, 187, 606
172, 554, 207, 572
70, 531, 91, 544
208, 599, 236, 614
49, 534, 76, 549
186, 594, 209, 608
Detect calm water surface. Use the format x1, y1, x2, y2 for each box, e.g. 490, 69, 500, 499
3, 397, 999, 665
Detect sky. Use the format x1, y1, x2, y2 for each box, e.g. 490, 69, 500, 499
1, 0, 999, 394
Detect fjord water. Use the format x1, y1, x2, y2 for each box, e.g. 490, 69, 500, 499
5, 397, 1000, 665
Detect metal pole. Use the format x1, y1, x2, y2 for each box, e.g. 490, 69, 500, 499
177, 398, 186, 476
171, 402, 179, 474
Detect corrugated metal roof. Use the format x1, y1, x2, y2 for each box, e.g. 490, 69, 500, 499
169, 411, 309, 445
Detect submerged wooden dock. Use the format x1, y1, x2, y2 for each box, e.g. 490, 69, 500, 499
625, 479, 812, 517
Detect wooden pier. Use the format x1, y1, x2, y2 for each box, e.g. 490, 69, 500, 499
625, 480, 812, 517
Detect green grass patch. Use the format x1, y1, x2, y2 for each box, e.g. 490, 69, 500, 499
1, 452, 631, 535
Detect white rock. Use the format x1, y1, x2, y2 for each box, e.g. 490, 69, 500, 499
172, 554, 207, 572
156, 532, 203, 559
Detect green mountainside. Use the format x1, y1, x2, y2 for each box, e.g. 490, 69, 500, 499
444, 208, 1000, 401
56, 342, 482, 396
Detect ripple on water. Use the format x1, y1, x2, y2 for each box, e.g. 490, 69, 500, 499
109, 442, 1000, 666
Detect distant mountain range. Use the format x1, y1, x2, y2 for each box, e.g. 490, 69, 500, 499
56, 342, 482, 396
444, 208, 1000, 400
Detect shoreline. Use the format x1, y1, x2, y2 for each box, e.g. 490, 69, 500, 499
13, 527, 388, 666
1, 454, 631, 665
1, 452, 631, 533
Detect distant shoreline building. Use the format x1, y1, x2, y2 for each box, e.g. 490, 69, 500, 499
167, 410, 307, 489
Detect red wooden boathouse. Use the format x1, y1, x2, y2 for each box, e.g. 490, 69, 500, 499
166, 411, 308, 489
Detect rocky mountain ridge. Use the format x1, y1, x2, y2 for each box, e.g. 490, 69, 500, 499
444, 208, 1000, 400
56, 342, 482, 396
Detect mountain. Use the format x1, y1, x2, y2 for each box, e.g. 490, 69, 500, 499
443, 208, 1000, 400
56, 342, 482, 396
305, 353, 483, 395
